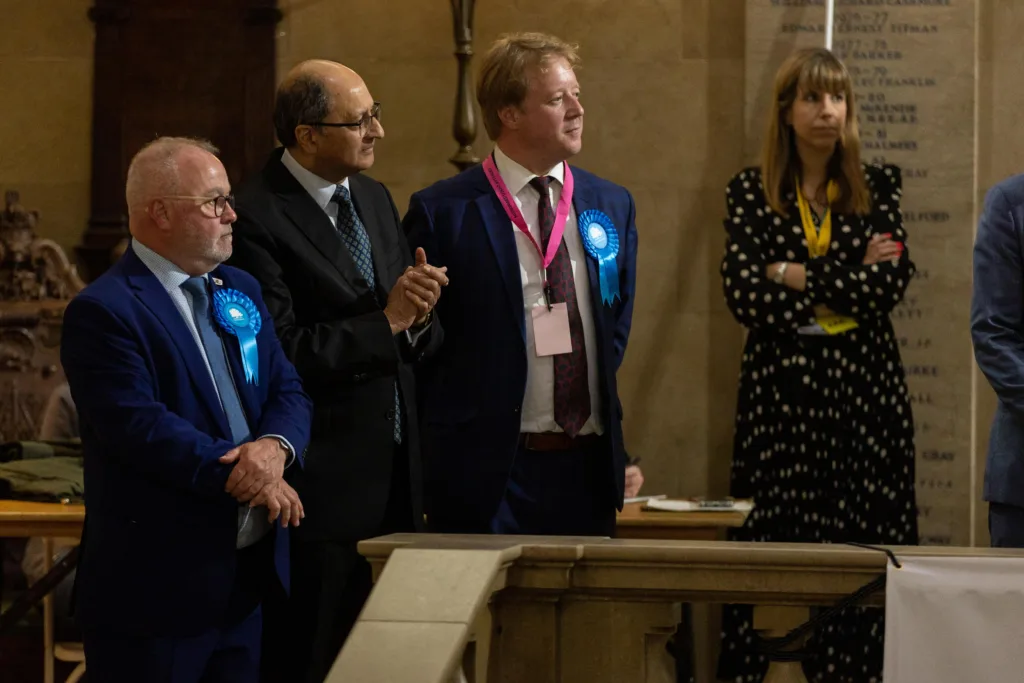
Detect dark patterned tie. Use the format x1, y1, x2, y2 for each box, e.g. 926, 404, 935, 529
529, 176, 591, 437
331, 185, 402, 444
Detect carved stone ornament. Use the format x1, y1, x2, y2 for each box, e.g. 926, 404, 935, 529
0, 190, 85, 302
0, 190, 83, 441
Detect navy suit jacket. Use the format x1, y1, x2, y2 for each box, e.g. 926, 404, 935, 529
972, 174, 1024, 510
403, 162, 638, 532
60, 247, 311, 637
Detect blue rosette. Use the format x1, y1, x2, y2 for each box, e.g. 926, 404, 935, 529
212, 288, 262, 385
578, 209, 621, 305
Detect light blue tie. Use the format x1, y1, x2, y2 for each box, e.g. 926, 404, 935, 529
181, 277, 270, 547
331, 186, 402, 444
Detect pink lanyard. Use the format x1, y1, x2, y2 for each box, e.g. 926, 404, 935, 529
482, 153, 575, 270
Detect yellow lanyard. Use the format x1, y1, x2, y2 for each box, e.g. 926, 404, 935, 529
794, 178, 839, 258
793, 177, 858, 336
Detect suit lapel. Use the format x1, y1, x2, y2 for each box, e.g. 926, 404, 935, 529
569, 171, 610, 340
266, 158, 364, 293
474, 170, 527, 343
122, 251, 231, 439
281, 191, 364, 293
209, 269, 261, 425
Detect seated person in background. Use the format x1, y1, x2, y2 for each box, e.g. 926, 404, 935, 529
38, 382, 77, 445
61, 136, 311, 683
19, 381, 81, 641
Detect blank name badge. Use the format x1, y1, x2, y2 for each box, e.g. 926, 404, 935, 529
532, 303, 572, 356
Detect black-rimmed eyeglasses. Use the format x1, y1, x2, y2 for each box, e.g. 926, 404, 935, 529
160, 194, 235, 217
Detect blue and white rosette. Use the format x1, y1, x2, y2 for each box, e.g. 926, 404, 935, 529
578, 209, 620, 305
213, 288, 262, 385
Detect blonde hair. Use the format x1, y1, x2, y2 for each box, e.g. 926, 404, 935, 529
760, 48, 870, 217
476, 32, 580, 140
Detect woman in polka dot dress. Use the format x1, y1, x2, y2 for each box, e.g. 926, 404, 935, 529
716, 48, 918, 683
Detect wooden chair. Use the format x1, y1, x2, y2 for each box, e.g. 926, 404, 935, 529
42, 537, 85, 683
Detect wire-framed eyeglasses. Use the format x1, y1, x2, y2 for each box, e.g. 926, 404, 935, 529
160, 194, 235, 217
306, 102, 382, 136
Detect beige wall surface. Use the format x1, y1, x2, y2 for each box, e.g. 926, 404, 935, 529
0, 0, 93, 254
6, 1, 1024, 549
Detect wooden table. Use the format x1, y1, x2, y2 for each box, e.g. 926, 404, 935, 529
1, 499, 748, 542
0, 500, 85, 538
0, 500, 85, 683
615, 501, 750, 541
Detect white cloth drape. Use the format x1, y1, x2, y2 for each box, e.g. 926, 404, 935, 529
884, 556, 1024, 682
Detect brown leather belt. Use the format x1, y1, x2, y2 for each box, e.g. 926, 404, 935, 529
518, 432, 600, 451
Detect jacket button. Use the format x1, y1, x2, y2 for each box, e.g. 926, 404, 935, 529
513, 405, 520, 413
386, 408, 396, 420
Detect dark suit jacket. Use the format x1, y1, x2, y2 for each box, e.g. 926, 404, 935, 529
60, 248, 311, 637
972, 173, 1024, 510
403, 163, 639, 532
228, 148, 441, 542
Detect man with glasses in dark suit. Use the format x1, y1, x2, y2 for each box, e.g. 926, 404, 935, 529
62, 137, 310, 683
228, 60, 448, 683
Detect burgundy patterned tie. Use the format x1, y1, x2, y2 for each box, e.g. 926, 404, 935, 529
529, 176, 591, 437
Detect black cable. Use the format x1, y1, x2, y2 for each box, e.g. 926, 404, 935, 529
0, 545, 79, 637
757, 541, 902, 661
844, 541, 902, 568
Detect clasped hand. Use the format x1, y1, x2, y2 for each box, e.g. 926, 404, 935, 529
384, 248, 450, 334
219, 439, 304, 527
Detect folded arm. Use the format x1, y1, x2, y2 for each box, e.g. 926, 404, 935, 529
805, 167, 914, 317
720, 175, 817, 330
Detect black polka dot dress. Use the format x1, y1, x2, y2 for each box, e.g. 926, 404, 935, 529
716, 164, 918, 683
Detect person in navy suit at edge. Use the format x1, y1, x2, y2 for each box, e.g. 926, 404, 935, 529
971, 173, 1024, 548
60, 136, 312, 683
404, 32, 642, 537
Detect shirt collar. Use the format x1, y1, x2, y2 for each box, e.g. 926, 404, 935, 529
131, 239, 200, 294
492, 145, 565, 197
281, 149, 350, 212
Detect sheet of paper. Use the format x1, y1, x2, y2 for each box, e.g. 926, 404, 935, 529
624, 494, 668, 505
644, 499, 754, 513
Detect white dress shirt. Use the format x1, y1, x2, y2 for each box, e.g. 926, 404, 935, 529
492, 145, 603, 435
132, 239, 224, 399
131, 239, 295, 464
281, 148, 350, 228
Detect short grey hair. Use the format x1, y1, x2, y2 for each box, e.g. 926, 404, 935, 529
273, 74, 332, 147
125, 136, 220, 210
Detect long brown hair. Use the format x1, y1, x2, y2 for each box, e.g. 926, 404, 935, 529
760, 48, 870, 217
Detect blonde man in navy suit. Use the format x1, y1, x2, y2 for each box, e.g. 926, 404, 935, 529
405, 33, 640, 537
